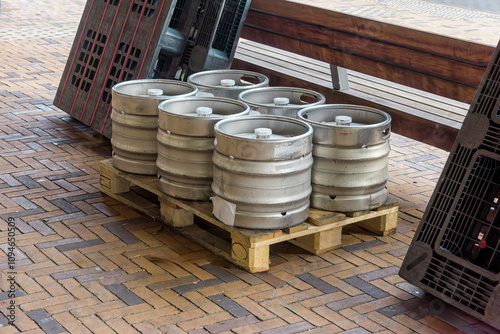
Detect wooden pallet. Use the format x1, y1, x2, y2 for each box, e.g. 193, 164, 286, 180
99, 159, 399, 272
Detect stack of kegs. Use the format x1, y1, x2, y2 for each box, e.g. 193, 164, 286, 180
109, 69, 391, 230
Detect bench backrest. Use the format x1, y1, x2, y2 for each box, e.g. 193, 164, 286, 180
241, 0, 495, 104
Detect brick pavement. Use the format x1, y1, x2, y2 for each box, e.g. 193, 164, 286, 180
1, 0, 500, 333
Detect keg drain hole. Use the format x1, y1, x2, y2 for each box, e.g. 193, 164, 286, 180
240, 75, 260, 85
281, 212, 287, 216
300, 94, 317, 104
330, 195, 337, 200
302, 113, 308, 119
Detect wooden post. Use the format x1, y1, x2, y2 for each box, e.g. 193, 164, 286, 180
99, 162, 130, 194
358, 203, 399, 236
231, 235, 270, 273
160, 198, 194, 227
291, 227, 343, 254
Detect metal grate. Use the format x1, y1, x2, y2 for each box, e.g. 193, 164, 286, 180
400, 40, 500, 330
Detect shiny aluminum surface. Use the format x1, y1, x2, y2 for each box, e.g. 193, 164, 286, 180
238, 86, 325, 118
188, 69, 269, 99
157, 97, 250, 200
212, 116, 313, 229
298, 104, 392, 212
112, 79, 198, 115
111, 79, 198, 175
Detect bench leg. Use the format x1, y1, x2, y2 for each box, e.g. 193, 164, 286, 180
231, 235, 269, 273
292, 227, 343, 254
330, 65, 349, 90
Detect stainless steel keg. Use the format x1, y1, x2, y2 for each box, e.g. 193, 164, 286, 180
238, 86, 325, 118
157, 97, 250, 200
297, 104, 391, 212
111, 79, 197, 175
187, 69, 269, 99
212, 116, 313, 229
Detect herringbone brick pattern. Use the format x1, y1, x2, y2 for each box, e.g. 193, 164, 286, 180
1, 0, 499, 333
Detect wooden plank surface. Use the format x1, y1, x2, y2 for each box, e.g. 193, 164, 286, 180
241, 0, 495, 103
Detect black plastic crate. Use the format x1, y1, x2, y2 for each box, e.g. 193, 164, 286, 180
152, 0, 251, 81
54, 0, 177, 137
400, 41, 500, 330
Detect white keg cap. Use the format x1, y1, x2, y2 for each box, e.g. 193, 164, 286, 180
254, 127, 272, 139
196, 107, 213, 116
147, 88, 163, 96
335, 115, 352, 126
221, 79, 236, 87
274, 97, 289, 106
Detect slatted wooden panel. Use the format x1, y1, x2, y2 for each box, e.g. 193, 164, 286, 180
54, 0, 177, 138
241, 0, 494, 104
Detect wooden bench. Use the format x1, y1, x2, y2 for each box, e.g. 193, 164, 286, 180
232, 0, 496, 151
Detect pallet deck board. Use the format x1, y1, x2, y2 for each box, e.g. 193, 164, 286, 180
99, 158, 399, 272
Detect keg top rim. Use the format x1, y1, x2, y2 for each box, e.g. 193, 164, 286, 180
214, 115, 313, 142
158, 96, 250, 119
297, 104, 391, 129
187, 69, 269, 89
238, 87, 326, 108
112, 79, 198, 99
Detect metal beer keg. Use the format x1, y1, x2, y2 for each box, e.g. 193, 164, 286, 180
212, 115, 313, 229
298, 104, 391, 212
238, 86, 325, 118
187, 69, 269, 99
157, 97, 250, 200
111, 79, 197, 175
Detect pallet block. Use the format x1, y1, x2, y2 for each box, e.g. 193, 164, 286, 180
99, 159, 399, 272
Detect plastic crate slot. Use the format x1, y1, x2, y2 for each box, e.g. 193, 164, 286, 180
169, 0, 187, 29
102, 0, 120, 5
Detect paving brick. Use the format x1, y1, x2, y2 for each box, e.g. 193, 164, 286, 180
156, 290, 197, 312
201, 264, 240, 283
234, 296, 276, 321
105, 284, 144, 306
105, 317, 141, 333
52, 311, 93, 334
296, 273, 338, 294
25, 309, 65, 333
202, 316, 260, 333
327, 294, 375, 312
339, 308, 385, 333
261, 321, 315, 334
232, 318, 288, 334
357, 266, 401, 282
150, 309, 206, 328
198, 280, 250, 297
55, 238, 104, 252
344, 276, 389, 299
173, 278, 224, 295
76, 269, 128, 283
207, 294, 251, 318
254, 272, 288, 288
124, 306, 179, 324
79, 315, 115, 334
377, 296, 429, 318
